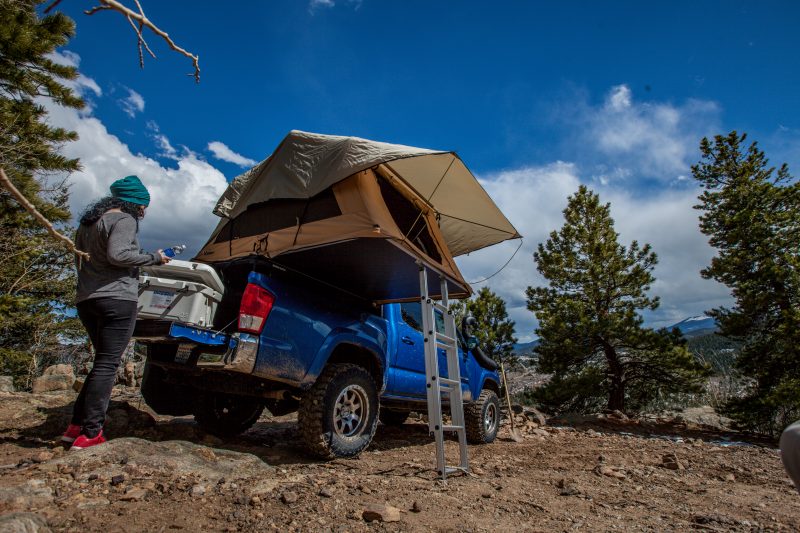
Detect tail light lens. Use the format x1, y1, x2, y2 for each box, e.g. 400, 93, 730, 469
238, 283, 275, 334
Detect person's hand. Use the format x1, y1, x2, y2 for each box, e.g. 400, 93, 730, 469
157, 250, 171, 264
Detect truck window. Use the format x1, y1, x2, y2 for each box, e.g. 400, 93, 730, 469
400, 302, 445, 334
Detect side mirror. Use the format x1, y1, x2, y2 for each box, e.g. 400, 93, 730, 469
466, 336, 479, 350
461, 316, 477, 335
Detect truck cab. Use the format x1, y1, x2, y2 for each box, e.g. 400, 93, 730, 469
135, 258, 502, 458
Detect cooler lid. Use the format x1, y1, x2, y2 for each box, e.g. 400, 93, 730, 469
141, 259, 225, 295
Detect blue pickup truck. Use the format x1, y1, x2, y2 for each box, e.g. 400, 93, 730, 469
135, 258, 502, 459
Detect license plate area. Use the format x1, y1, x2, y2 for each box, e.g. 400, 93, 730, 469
174, 344, 194, 364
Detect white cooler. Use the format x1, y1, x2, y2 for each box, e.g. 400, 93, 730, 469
137, 259, 225, 327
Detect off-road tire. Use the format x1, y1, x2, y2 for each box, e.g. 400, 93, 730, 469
379, 409, 410, 426
465, 389, 500, 444
193, 392, 264, 438
298, 363, 379, 459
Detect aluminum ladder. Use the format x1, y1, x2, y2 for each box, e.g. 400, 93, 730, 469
419, 265, 469, 481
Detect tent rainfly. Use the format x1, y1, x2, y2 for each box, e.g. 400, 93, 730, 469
194, 130, 521, 303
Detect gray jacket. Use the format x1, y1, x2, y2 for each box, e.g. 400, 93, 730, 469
75, 211, 161, 303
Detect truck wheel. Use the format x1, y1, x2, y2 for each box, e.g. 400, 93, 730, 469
298, 363, 379, 459
465, 389, 500, 444
379, 409, 410, 426
193, 392, 264, 438
140, 361, 195, 416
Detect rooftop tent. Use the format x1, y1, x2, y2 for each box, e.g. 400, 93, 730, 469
194, 131, 521, 303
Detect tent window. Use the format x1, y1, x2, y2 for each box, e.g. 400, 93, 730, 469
214, 188, 341, 243
377, 177, 441, 263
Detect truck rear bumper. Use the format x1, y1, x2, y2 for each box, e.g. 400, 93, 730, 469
134, 320, 258, 375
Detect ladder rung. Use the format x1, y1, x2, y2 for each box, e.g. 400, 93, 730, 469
444, 466, 467, 475
442, 425, 464, 431
432, 302, 449, 314
437, 377, 460, 387
435, 333, 456, 346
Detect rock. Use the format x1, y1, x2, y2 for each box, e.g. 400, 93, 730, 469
72, 378, 84, 393
250, 495, 261, 506
0, 512, 51, 533
723, 473, 736, 482
123, 362, 136, 387
31, 374, 74, 394
30, 451, 53, 464
76, 497, 111, 509
523, 407, 547, 426
531, 428, 549, 438
318, 487, 333, 498
120, 487, 147, 501
661, 453, 685, 471
110, 475, 126, 486
0, 376, 15, 392
190, 484, 206, 497
362, 503, 402, 523
595, 465, 626, 480
471, 466, 485, 476
556, 478, 580, 496
607, 410, 628, 421
0, 480, 54, 510
43, 364, 73, 377
411, 501, 422, 513
281, 491, 298, 504
511, 404, 524, 414
51, 437, 275, 490
675, 406, 733, 430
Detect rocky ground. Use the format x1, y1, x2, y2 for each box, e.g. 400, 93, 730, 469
0, 388, 798, 532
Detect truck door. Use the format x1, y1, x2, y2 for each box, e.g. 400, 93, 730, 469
386, 302, 457, 399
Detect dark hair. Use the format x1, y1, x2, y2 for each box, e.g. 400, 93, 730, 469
79, 196, 142, 226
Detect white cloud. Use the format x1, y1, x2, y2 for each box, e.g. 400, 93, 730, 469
577, 84, 721, 183
455, 163, 731, 342
607, 84, 632, 110
308, 0, 362, 13
207, 141, 257, 167
119, 87, 145, 118
39, 63, 228, 256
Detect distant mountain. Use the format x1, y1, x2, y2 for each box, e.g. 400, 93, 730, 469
512, 340, 539, 358
667, 316, 718, 337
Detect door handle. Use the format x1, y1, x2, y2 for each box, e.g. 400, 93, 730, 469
401, 336, 414, 345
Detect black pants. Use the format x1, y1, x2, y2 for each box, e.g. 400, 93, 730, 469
73, 298, 137, 437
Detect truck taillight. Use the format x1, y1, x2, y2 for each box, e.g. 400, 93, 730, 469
238, 283, 275, 334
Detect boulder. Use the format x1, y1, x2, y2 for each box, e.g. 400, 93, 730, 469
0, 512, 51, 533
32, 365, 75, 393
42, 364, 73, 377
31, 374, 74, 394
0, 376, 15, 392
0, 479, 54, 510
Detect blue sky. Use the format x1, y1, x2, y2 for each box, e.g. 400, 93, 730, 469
43, 1, 799, 340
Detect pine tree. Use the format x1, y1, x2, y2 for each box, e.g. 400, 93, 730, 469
526, 186, 708, 413
452, 287, 518, 366
692, 131, 800, 435
0, 0, 85, 386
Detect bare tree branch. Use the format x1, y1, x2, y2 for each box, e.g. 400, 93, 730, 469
0, 167, 90, 262
45, 0, 200, 82
85, 0, 200, 82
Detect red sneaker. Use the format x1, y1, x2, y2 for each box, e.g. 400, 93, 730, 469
70, 431, 106, 450
60, 424, 81, 444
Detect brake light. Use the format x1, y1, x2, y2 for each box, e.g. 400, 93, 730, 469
238, 283, 275, 334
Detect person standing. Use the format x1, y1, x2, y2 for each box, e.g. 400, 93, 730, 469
63, 175, 169, 449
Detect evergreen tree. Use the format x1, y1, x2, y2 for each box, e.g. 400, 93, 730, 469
692, 131, 800, 435
526, 186, 708, 413
452, 287, 518, 366
0, 0, 85, 386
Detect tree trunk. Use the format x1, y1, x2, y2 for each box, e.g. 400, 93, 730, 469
602, 342, 625, 411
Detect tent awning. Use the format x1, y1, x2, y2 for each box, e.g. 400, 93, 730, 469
212, 130, 521, 257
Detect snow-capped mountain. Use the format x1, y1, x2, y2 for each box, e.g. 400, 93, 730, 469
668, 316, 718, 335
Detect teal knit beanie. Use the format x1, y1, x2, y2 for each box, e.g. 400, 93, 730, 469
110, 175, 150, 206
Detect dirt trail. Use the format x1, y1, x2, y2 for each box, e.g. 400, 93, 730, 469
0, 389, 798, 532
